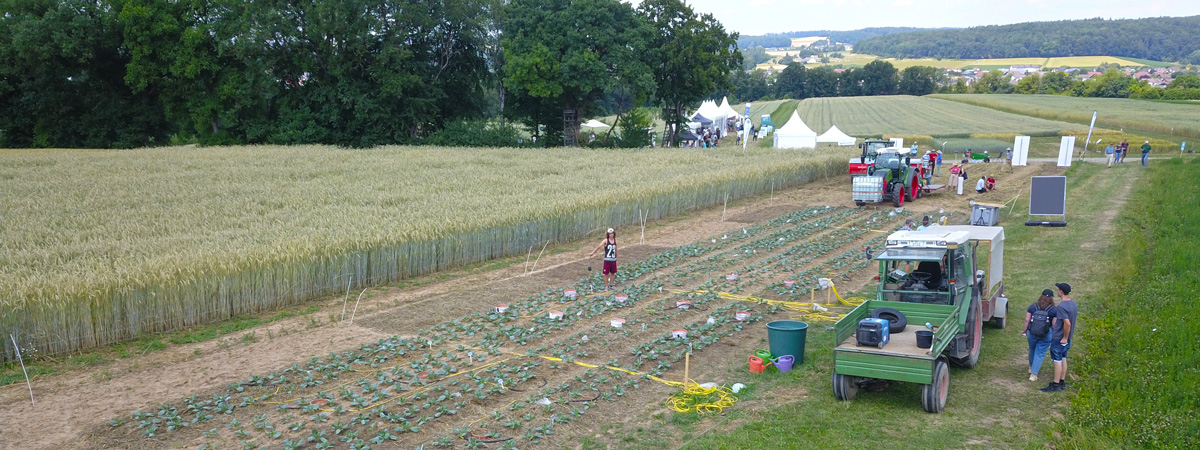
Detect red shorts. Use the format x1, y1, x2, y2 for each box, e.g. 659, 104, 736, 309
603, 260, 617, 275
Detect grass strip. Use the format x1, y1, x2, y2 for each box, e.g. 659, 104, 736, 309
1060, 157, 1200, 448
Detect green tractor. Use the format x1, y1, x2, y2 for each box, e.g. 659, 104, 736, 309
851, 148, 929, 207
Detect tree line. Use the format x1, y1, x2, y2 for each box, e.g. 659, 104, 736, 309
723, 60, 943, 103
0, 0, 737, 148
735, 27, 925, 49
854, 16, 1200, 62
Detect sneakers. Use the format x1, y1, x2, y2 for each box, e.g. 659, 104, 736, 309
1039, 381, 1064, 392
1029, 373, 1038, 382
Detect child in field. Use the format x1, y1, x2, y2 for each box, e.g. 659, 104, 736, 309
589, 228, 619, 290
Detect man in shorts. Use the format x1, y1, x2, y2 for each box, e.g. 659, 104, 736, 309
1042, 282, 1078, 392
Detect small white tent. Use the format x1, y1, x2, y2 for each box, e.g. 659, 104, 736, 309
773, 111, 817, 149
817, 125, 856, 146
693, 100, 730, 137
718, 97, 742, 120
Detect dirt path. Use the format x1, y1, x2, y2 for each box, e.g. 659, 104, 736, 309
0, 161, 1054, 450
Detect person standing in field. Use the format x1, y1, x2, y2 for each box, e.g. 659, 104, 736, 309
589, 228, 619, 291
1104, 143, 1116, 168
934, 149, 943, 176
1042, 283, 1078, 392
1119, 139, 1129, 163
1023, 289, 1058, 382
1004, 147, 1013, 173
1140, 141, 1152, 166
948, 163, 961, 190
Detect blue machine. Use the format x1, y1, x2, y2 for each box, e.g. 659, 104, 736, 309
856, 318, 890, 348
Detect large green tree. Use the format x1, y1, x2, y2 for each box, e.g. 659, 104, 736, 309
859, 60, 898, 95
502, 0, 654, 146
898, 66, 941, 96
638, 0, 739, 145
0, 0, 166, 148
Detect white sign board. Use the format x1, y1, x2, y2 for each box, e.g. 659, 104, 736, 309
1057, 136, 1075, 167
1013, 135, 1031, 166
890, 137, 904, 148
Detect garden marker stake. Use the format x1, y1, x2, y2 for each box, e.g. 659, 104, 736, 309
340, 276, 352, 323
349, 288, 366, 323
10, 334, 33, 405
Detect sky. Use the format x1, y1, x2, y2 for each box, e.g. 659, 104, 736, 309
663, 0, 1200, 36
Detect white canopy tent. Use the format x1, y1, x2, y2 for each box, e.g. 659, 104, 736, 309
581, 119, 610, 128
817, 125, 857, 146
718, 97, 743, 120
773, 111, 817, 149
692, 100, 729, 137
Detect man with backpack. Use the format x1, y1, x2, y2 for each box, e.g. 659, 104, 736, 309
1023, 289, 1058, 382
1042, 283, 1078, 392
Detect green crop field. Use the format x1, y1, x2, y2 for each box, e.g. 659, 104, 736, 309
0, 145, 852, 360
776, 95, 1083, 137
931, 94, 1200, 140
824, 54, 1167, 70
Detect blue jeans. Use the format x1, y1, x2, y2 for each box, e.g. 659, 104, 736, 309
1027, 333, 1052, 374
1142, 152, 1149, 166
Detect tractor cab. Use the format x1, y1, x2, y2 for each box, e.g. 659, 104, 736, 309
874, 230, 972, 306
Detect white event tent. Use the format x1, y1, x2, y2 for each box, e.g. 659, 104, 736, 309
692, 100, 730, 137
718, 97, 743, 121
773, 111, 817, 149
817, 125, 856, 146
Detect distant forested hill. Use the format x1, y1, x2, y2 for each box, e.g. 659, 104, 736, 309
737, 27, 926, 49
854, 16, 1200, 62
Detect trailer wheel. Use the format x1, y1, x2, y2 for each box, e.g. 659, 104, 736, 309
833, 373, 859, 401
855, 201, 865, 207
993, 303, 1008, 329
921, 360, 949, 413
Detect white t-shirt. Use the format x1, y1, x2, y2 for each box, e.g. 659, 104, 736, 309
976, 178, 986, 190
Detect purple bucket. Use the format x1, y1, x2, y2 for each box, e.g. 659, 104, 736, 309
773, 355, 795, 373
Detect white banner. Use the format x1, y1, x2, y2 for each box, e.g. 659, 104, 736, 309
1082, 111, 1097, 158
1058, 136, 1075, 167
1013, 135, 1031, 166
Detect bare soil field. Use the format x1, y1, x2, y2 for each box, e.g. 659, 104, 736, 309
0, 160, 1057, 450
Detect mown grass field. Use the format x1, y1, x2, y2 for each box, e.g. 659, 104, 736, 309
1061, 158, 1200, 448
932, 94, 1200, 141
0, 146, 853, 360
777, 96, 1083, 137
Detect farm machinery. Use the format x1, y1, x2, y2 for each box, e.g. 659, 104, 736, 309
832, 226, 1008, 412
848, 139, 893, 175
851, 147, 944, 207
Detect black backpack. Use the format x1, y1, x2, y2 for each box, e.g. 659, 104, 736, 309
1029, 307, 1052, 338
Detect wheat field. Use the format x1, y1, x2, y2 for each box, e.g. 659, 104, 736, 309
0, 145, 851, 359
784, 96, 1082, 137
931, 94, 1200, 140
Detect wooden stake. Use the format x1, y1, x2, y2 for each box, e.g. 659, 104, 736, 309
722, 193, 729, 221
9, 334, 34, 405
349, 288, 367, 324
340, 276, 352, 323
683, 352, 690, 389
530, 241, 549, 273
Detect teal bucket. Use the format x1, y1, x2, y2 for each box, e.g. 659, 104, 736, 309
766, 320, 809, 365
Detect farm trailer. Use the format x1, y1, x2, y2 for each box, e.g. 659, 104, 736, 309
832, 226, 1007, 412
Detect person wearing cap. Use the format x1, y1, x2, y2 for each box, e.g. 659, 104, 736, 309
588, 228, 619, 290
1023, 289, 1058, 382
916, 215, 934, 231
899, 218, 915, 231
1140, 140, 1152, 166
1042, 282, 1078, 392
934, 148, 943, 176
1004, 147, 1013, 173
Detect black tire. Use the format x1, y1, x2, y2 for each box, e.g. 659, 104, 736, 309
855, 201, 865, 207
907, 178, 918, 201
832, 373, 859, 401
871, 307, 908, 333
892, 184, 904, 207
921, 360, 950, 413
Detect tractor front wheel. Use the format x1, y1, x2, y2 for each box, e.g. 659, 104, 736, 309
921, 360, 950, 413
892, 184, 905, 207
833, 373, 859, 401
